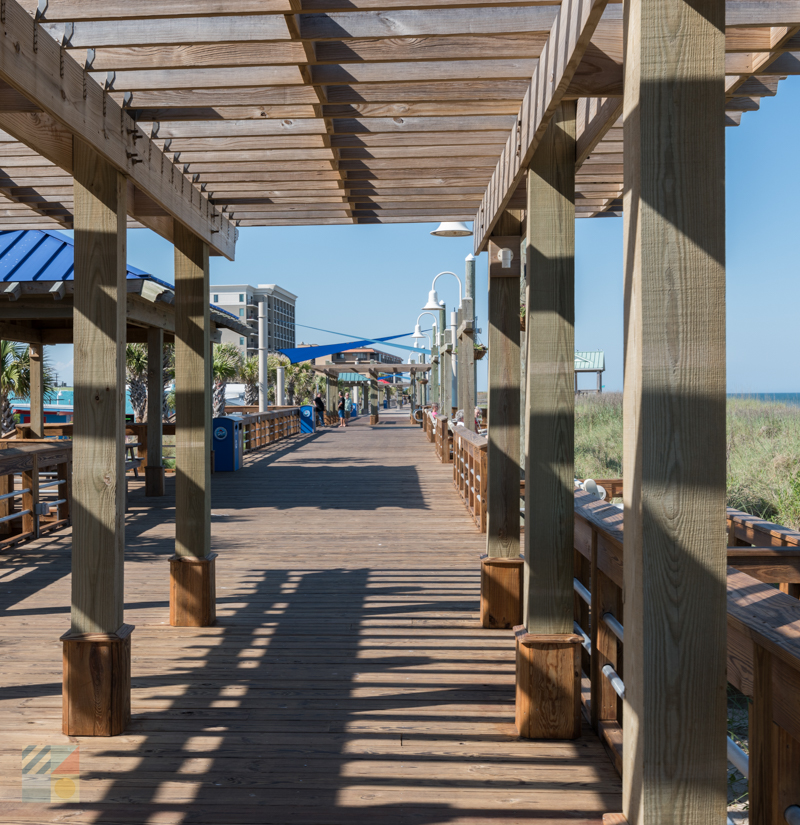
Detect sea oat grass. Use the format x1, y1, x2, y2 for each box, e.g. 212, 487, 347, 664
574, 393, 800, 530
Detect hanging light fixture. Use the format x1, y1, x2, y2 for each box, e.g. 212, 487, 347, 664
422, 288, 441, 311
411, 323, 426, 340
430, 221, 473, 237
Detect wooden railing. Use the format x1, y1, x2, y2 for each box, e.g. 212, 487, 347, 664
0, 441, 72, 550
572, 484, 800, 818
433, 415, 452, 463
452, 427, 488, 532
240, 408, 300, 451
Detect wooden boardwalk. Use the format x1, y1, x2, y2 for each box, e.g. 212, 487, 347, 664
0, 410, 621, 824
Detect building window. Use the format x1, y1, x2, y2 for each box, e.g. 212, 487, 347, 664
239, 293, 245, 302
239, 337, 245, 345
239, 309, 245, 317
212, 294, 218, 302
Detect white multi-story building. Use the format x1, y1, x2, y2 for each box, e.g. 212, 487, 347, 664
209, 283, 297, 358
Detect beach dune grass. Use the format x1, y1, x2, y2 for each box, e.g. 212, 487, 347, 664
575, 392, 800, 531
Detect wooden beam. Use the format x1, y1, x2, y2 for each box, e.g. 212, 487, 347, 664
486, 219, 521, 562
523, 101, 576, 637
473, 0, 611, 253
28, 341, 43, 439
146, 327, 165, 497
70, 137, 126, 635
576, 97, 624, 167
0, 0, 234, 258
174, 223, 211, 559
621, 0, 727, 819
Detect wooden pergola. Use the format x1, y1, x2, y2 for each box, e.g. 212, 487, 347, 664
312, 363, 430, 423
0, 0, 797, 820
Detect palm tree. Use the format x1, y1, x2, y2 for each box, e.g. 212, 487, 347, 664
126, 343, 148, 422
162, 343, 175, 421
0, 342, 56, 433
1, 341, 24, 433
212, 343, 241, 417
239, 355, 260, 406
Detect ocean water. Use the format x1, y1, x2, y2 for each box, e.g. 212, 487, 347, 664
727, 393, 800, 406
12, 390, 135, 415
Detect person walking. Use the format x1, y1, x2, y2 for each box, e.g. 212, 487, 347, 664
344, 391, 352, 427
314, 392, 325, 427
337, 391, 346, 428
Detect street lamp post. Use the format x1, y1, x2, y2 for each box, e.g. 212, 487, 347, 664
422, 271, 462, 417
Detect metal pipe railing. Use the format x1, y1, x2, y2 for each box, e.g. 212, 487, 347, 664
573, 621, 591, 654
573, 577, 591, 605
0, 509, 31, 525
727, 736, 749, 778
601, 664, 626, 700
602, 612, 625, 644
785, 805, 800, 825
0, 487, 30, 503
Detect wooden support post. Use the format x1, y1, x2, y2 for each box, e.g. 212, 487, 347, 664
145, 327, 165, 496
621, 0, 727, 819
483, 212, 522, 628
441, 335, 452, 416
430, 332, 439, 406
369, 371, 379, 425
514, 627, 582, 739
28, 342, 44, 439
519, 102, 577, 739
171, 222, 215, 627
21, 453, 38, 538
63, 138, 130, 736
459, 297, 476, 431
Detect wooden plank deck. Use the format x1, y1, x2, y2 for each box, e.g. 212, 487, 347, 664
0, 409, 621, 824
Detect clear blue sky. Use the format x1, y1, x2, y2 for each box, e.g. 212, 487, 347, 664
49, 76, 800, 393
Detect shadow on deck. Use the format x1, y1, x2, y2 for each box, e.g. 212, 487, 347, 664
0, 410, 621, 824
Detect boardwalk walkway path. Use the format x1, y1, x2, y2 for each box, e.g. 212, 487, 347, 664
0, 409, 621, 824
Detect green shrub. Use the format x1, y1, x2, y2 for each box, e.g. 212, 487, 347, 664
574, 393, 800, 530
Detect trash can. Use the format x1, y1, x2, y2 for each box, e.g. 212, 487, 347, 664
350, 404, 358, 419
383, 398, 388, 409
300, 404, 316, 434
213, 415, 244, 471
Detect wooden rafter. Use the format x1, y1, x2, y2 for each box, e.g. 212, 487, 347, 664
0, 0, 797, 231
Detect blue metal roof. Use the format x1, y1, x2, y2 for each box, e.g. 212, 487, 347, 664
0, 229, 239, 321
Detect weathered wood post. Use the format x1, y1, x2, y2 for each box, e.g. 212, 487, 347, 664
519, 102, 581, 740
61, 138, 132, 736
430, 323, 439, 406
621, 0, 727, 819
458, 297, 475, 431
29, 342, 44, 439
482, 211, 523, 630
369, 370, 379, 425
171, 222, 215, 627
441, 331, 452, 415
145, 327, 165, 496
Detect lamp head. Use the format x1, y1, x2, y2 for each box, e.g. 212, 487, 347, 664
430, 221, 473, 237
411, 323, 425, 340
422, 289, 441, 311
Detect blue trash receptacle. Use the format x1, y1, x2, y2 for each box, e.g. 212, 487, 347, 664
213, 415, 244, 471
300, 405, 316, 433
383, 398, 388, 409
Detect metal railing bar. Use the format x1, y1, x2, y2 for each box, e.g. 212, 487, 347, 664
38, 479, 66, 490
0, 509, 30, 525
0, 488, 29, 502
601, 664, 626, 700
602, 612, 625, 644
785, 806, 800, 825
573, 621, 591, 654
573, 577, 591, 605
727, 735, 749, 778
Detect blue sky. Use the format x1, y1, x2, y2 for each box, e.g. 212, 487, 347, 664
49, 76, 800, 392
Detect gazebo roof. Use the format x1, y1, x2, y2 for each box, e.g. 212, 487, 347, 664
0, 228, 250, 344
